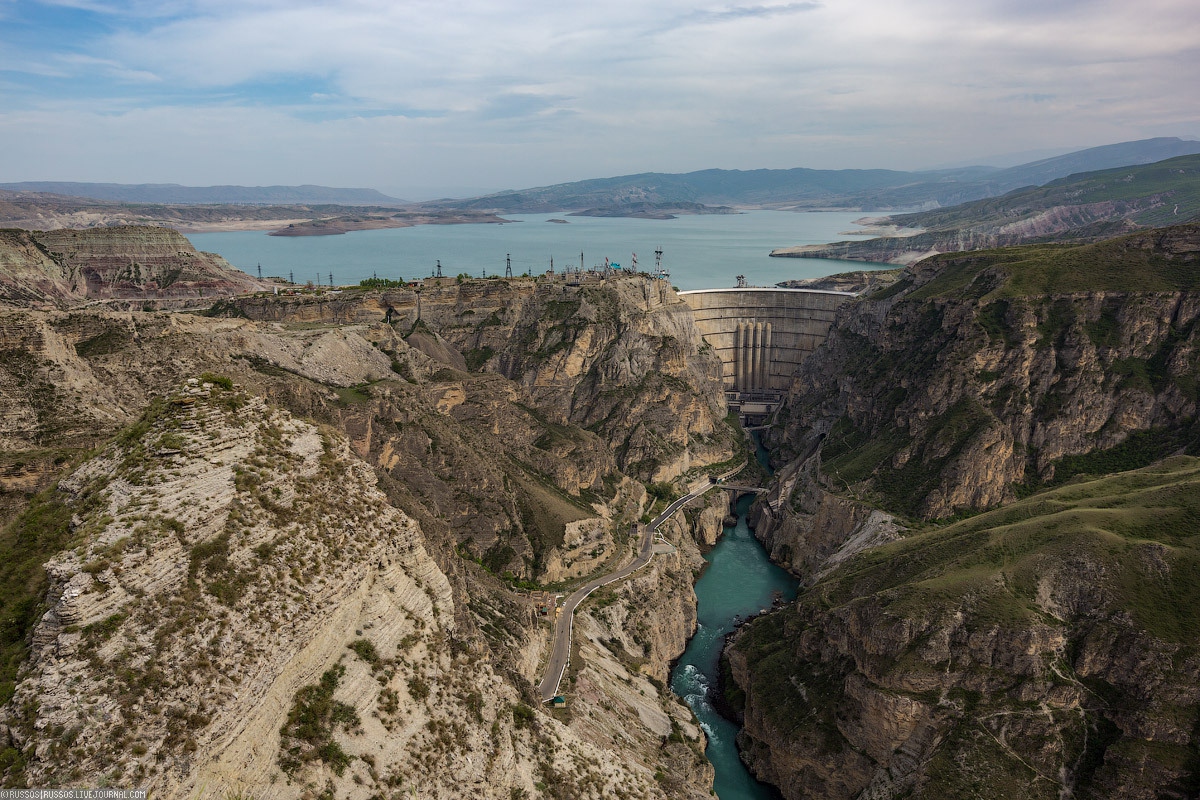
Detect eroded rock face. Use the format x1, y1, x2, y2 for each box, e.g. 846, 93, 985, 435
729, 486, 1200, 800
0, 258, 738, 796
732, 230, 1200, 798
767, 280, 1200, 521
231, 276, 735, 484
0, 226, 267, 308
3, 384, 697, 799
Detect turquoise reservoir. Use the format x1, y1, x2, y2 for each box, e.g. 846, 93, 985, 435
185, 210, 891, 292
670, 467, 799, 797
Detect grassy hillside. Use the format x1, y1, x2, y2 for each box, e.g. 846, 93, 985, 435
821, 455, 1200, 641
896, 223, 1200, 300
894, 153, 1200, 233
733, 456, 1200, 798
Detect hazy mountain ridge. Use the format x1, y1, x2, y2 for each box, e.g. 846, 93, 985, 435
0, 183, 405, 206
4, 138, 1196, 233
429, 138, 1200, 214
773, 153, 1200, 264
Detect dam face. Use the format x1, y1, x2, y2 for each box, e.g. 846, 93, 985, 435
679, 288, 854, 400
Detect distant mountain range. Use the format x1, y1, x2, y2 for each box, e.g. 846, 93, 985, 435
770, 153, 1200, 264
3, 137, 1198, 233
427, 137, 1200, 214
0, 182, 406, 206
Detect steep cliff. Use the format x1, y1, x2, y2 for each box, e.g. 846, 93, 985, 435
559, 492, 730, 800
230, 275, 735, 483
0, 226, 266, 308
731, 224, 1200, 799
730, 458, 1200, 800
766, 224, 1200, 521
0, 255, 735, 795
1, 383, 681, 799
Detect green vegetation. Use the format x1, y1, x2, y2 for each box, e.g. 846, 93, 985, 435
348, 638, 381, 669
736, 456, 1200, 796
1017, 426, 1197, 496
189, 532, 250, 607
0, 489, 80, 706
334, 384, 371, 405
905, 223, 1200, 302
199, 372, 234, 391
74, 326, 127, 358
511, 702, 536, 729
644, 481, 678, 504
278, 663, 360, 777
359, 277, 408, 288
819, 456, 1200, 643
464, 346, 495, 372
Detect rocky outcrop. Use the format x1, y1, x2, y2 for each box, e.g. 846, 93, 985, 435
731, 227, 1200, 799
231, 275, 735, 483
766, 227, 1200, 521
749, 454, 903, 579
729, 458, 1200, 800
0, 225, 741, 798
0, 226, 267, 308
0, 271, 735, 796
3, 383, 684, 798
566, 491, 728, 800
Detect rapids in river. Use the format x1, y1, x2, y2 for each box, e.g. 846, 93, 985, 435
669, 439, 798, 798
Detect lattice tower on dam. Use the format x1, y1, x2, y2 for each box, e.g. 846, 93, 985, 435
678, 288, 856, 395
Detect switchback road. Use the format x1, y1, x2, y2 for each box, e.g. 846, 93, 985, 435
537, 463, 746, 702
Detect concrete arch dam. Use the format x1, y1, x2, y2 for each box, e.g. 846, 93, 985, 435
679, 288, 855, 395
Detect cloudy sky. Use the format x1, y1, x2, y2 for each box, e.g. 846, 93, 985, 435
2, 0, 1198, 198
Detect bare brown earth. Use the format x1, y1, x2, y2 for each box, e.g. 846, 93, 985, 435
0, 190, 508, 235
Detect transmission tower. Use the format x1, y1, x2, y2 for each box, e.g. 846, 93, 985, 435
436, 259, 443, 278
505, 254, 512, 279
257, 263, 262, 279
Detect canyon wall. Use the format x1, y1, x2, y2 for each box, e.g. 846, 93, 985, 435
0, 226, 267, 308
0, 255, 737, 796
729, 224, 1200, 799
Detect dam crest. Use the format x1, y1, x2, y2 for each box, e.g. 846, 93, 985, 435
678, 287, 855, 423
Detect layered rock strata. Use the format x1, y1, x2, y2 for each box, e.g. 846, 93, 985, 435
6, 385, 687, 798
0, 226, 266, 308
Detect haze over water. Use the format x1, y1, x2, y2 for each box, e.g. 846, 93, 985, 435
186, 210, 890, 291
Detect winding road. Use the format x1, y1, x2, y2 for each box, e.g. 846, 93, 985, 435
537, 464, 746, 702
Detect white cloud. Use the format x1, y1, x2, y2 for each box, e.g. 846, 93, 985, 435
1, 0, 1197, 187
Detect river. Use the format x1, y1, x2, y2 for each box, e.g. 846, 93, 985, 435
670, 438, 798, 799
